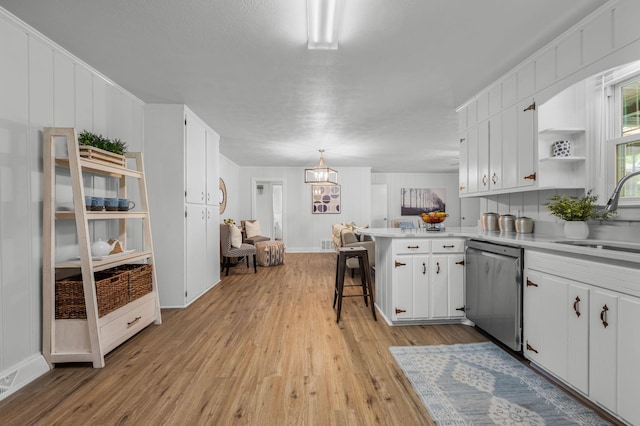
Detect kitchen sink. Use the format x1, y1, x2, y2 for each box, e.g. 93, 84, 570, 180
553, 240, 640, 254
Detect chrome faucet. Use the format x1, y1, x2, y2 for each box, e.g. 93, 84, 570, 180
598, 170, 640, 213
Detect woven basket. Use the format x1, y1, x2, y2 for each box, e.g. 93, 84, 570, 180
55, 269, 129, 319
111, 264, 153, 301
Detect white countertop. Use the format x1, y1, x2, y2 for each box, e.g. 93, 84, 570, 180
357, 227, 640, 265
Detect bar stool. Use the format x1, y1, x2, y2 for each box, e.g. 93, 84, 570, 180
333, 246, 377, 323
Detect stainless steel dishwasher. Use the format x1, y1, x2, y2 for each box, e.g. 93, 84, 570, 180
465, 239, 523, 352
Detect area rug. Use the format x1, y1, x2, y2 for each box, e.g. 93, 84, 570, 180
389, 342, 610, 425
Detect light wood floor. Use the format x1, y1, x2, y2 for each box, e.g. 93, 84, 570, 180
0, 253, 487, 425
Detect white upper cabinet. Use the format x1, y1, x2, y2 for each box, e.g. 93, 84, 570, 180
477, 120, 490, 193
205, 129, 220, 206
185, 114, 207, 204
517, 98, 537, 188
466, 125, 479, 193
458, 132, 468, 195
457, 0, 640, 197
489, 114, 503, 191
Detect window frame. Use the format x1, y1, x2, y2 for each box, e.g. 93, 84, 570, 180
605, 71, 640, 207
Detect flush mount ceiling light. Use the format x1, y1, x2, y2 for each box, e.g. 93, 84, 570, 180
307, 0, 342, 50
305, 149, 338, 184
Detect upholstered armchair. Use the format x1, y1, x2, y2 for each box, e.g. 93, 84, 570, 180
240, 220, 270, 245
220, 224, 257, 276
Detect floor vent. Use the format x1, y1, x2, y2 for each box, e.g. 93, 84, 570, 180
321, 240, 333, 250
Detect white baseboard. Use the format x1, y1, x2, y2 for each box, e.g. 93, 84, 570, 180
284, 247, 334, 253
0, 355, 50, 401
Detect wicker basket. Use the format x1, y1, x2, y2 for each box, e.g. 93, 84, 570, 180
55, 269, 130, 319
111, 264, 153, 301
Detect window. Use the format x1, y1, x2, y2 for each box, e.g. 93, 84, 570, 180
606, 71, 640, 204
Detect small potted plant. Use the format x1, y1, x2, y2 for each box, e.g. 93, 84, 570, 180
78, 130, 128, 155
546, 190, 615, 239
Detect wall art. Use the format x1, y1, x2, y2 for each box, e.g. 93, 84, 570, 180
312, 185, 341, 214
400, 188, 446, 215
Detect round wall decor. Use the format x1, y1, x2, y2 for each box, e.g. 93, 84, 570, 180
219, 177, 227, 214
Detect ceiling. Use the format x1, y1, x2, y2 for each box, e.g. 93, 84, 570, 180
0, 0, 609, 172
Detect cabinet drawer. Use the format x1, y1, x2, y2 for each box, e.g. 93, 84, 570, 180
100, 294, 156, 353
432, 239, 465, 253
394, 239, 430, 254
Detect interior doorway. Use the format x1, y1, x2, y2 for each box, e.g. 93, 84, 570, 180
251, 178, 284, 240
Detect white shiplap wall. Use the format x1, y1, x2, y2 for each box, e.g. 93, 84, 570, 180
0, 8, 145, 399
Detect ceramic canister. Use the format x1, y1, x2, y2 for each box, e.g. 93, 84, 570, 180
515, 217, 534, 233
498, 214, 516, 232
481, 212, 499, 231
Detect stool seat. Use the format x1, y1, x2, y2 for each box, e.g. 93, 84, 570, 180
333, 247, 377, 323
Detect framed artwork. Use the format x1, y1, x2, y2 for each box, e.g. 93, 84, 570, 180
312, 185, 341, 214
400, 188, 446, 215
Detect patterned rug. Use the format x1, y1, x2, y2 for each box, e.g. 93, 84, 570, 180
389, 342, 610, 425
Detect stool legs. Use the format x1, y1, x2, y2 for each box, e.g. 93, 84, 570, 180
333, 249, 376, 323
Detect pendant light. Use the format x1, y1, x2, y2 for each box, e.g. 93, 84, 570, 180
305, 149, 338, 185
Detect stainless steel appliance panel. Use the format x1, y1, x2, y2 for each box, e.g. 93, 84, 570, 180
465, 240, 523, 352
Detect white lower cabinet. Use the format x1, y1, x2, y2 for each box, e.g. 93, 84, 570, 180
617, 296, 640, 425
523, 270, 588, 394
589, 289, 617, 413
524, 250, 640, 424
391, 239, 465, 322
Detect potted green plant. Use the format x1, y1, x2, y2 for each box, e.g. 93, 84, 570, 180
78, 130, 127, 155
546, 191, 615, 239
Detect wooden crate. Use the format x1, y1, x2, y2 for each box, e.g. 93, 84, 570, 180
79, 146, 126, 168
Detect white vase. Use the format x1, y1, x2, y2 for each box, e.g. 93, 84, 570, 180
564, 221, 589, 239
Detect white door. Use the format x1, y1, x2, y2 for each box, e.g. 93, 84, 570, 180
589, 289, 618, 412
448, 254, 465, 317
371, 184, 387, 228
617, 295, 640, 425
254, 180, 284, 240
185, 114, 206, 204
186, 204, 206, 304
430, 255, 449, 318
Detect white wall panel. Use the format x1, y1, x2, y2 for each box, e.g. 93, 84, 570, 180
582, 8, 613, 67
0, 8, 145, 399
536, 47, 557, 91
614, 0, 640, 49
28, 36, 54, 356
53, 52, 75, 127
74, 66, 92, 131
556, 31, 582, 81
92, 76, 110, 136
517, 61, 536, 101
0, 14, 30, 371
